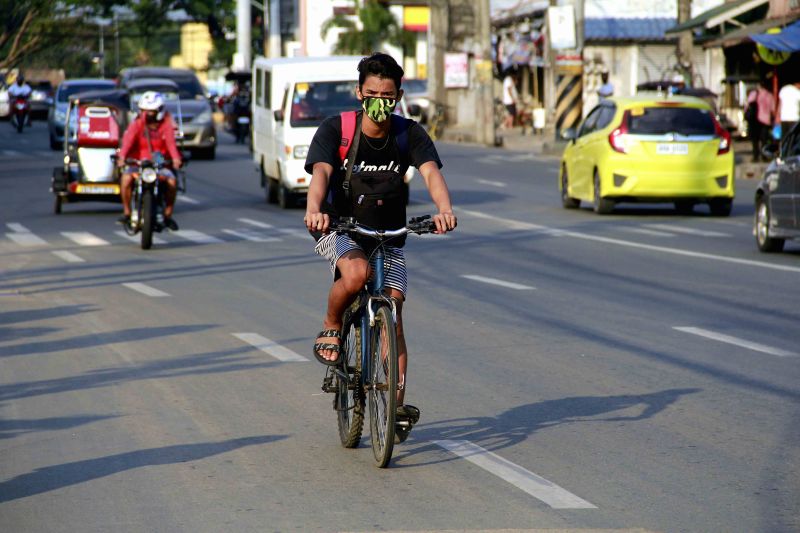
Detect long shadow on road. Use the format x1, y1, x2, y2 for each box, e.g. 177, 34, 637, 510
396, 388, 700, 467
0, 435, 284, 503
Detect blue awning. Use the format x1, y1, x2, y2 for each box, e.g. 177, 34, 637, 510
585, 18, 676, 41
751, 20, 800, 52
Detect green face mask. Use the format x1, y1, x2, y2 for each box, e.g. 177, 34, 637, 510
362, 96, 397, 123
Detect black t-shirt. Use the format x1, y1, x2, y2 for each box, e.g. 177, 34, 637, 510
305, 113, 442, 247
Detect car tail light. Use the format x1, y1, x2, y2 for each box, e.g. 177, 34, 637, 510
608, 111, 630, 153
713, 117, 731, 155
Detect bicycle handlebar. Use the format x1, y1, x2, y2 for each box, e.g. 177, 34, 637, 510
329, 216, 437, 239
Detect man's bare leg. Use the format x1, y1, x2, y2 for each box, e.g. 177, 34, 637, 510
163, 178, 177, 218
316, 250, 369, 362
120, 172, 134, 216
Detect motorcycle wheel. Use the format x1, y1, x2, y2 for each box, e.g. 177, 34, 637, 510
54, 196, 62, 215
141, 189, 154, 250
16, 116, 23, 133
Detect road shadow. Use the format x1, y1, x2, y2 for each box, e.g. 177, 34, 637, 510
0, 304, 98, 325
1, 324, 216, 358
0, 345, 282, 402
0, 435, 284, 503
0, 326, 61, 343
395, 388, 700, 467
0, 414, 118, 440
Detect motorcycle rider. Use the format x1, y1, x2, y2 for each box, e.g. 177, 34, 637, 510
117, 91, 182, 230
8, 74, 32, 126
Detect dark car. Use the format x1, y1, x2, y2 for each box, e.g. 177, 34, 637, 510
48, 78, 116, 150
29, 80, 54, 118
754, 123, 800, 252
118, 67, 216, 158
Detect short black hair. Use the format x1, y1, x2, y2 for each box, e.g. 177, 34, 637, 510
358, 53, 404, 91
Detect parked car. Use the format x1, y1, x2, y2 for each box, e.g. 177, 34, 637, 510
48, 78, 116, 150
559, 95, 734, 215
0, 81, 9, 119
754, 123, 800, 252
29, 80, 54, 118
118, 67, 216, 159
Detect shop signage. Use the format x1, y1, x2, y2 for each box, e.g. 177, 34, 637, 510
444, 52, 469, 88
757, 27, 791, 65
547, 6, 576, 50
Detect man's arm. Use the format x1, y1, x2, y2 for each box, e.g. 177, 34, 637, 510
118, 119, 141, 165
304, 161, 335, 232
162, 116, 183, 167
418, 160, 457, 234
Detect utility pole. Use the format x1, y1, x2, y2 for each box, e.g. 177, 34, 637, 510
236, 0, 252, 70
99, 23, 105, 79
476, 0, 495, 146
677, 0, 693, 86
428, 0, 447, 125
268, 0, 281, 57
114, 13, 120, 74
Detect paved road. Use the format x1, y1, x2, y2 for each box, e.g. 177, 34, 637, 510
0, 120, 798, 533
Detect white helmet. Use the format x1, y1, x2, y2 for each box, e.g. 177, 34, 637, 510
138, 91, 166, 120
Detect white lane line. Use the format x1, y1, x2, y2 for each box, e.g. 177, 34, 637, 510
52, 250, 85, 263
222, 229, 281, 242
174, 230, 223, 244
177, 195, 200, 205
644, 224, 730, 237
435, 440, 596, 509
1, 150, 22, 157
674, 327, 798, 357
276, 228, 311, 239
7, 223, 30, 233
459, 208, 800, 274
232, 333, 309, 362
122, 282, 170, 297
61, 232, 110, 246
238, 218, 274, 229
620, 227, 675, 237
476, 178, 507, 188
6, 232, 48, 246
461, 274, 535, 291
114, 230, 166, 245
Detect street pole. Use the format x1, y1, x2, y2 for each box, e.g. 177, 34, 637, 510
236, 0, 252, 70
268, 0, 281, 57
99, 23, 105, 79
677, 0, 693, 86
114, 13, 119, 74
476, 0, 495, 146
428, 0, 448, 125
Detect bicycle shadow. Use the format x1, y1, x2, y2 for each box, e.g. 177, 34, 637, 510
393, 388, 700, 467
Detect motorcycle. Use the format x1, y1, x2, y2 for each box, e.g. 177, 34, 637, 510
11, 96, 29, 133
122, 153, 173, 250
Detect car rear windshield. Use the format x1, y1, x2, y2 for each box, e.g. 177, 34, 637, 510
58, 83, 114, 102
290, 81, 360, 127
627, 106, 715, 136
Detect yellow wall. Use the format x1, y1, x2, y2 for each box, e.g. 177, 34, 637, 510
170, 23, 213, 83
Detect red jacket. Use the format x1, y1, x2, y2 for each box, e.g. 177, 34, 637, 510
119, 112, 182, 166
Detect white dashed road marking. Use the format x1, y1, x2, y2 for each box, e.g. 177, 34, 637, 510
232, 333, 308, 362
174, 230, 223, 244
461, 275, 535, 291
7, 223, 30, 233
61, 232, 110, 246
6, 223, 48, 246
52, 250, 85, 263
122, 282, 170, 297
644, 224, 730, 237
674, 327, 798, 357
238, 218, 273, 229
476, 178, 507, 187
222, 229, 281, 242
435, 440, 596, 509
177, 195, 200, 204
620, 227, 675, 237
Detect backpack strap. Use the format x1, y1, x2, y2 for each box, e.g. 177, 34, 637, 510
390, 114, 412, 158
339, 111, 361, 201
339, 110, 358, 162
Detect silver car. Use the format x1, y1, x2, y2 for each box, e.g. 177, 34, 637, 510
48, 79, 116, 150
119, 67, 216, 159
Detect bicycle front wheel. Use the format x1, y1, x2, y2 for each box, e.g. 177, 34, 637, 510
368, 304, 398, 467
336, 313, 364, 448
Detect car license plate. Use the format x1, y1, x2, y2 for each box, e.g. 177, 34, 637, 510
78, 184, 119, 194
656, 143, 689, 155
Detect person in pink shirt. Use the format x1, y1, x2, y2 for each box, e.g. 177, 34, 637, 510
745, 80, 776, 162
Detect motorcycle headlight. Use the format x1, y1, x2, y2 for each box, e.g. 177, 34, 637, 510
293, 145, 309, 159
141, 168, 158, 184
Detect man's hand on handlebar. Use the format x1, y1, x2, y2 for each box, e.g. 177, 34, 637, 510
304, 211, 330, 233
431, 211, 457, 234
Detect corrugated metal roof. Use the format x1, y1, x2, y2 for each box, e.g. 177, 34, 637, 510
585, 18, 676, 41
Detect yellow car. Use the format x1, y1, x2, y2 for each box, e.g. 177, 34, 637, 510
559, 95, 734, 215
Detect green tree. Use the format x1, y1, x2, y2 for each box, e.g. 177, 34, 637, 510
321, 0, 413, 56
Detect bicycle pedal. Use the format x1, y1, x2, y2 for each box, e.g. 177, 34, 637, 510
321, 375, 337, 393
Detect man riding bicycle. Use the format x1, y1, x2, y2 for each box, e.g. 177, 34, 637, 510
304, 52, 457, 423
117, 91, 182, 230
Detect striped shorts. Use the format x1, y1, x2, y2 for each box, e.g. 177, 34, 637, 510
314, 232, 408, 295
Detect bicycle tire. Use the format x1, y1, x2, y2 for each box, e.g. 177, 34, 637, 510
336, 313, 364, 448
368, 304, 398, 467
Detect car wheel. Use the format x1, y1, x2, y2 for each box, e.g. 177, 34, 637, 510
755, 198, 784, 253
267, 177, 279, 204
561, 166, 580, 209
674, 200, 694, 215
709, 198, 732, 217
278, 182, 293, 209
592, 171, 614, 214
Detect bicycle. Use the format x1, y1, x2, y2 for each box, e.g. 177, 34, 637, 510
427, 102, 447, 141
320, 215, 435, 467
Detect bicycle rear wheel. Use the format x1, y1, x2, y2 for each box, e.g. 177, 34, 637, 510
368, 304, 397, 467
336, 312, 364, 448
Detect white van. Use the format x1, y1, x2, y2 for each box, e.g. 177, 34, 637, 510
251, 56, 364, 208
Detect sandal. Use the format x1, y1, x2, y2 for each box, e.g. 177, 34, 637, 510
313, 329, 342, 366
395, 404, 420, 444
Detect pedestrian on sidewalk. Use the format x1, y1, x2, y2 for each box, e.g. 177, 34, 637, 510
778, 79, 800, 143
502, 69, 519, 129
745, 79, 775, 162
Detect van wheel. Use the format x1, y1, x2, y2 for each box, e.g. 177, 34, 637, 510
278, 183, 293, 209
267, 178, 279, 204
